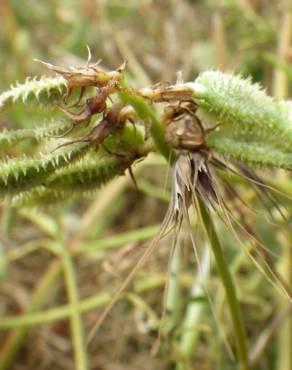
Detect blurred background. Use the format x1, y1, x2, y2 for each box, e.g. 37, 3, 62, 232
0, 1, 291, 370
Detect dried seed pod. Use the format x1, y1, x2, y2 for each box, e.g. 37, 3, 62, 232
35, 58, 126, 101
54, 102, 137, 150
56, 82, 116, 124
35, 59, 125, 88
163, 102, 209, 151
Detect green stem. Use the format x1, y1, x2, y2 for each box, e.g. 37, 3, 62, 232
276, 237, 292, 370
163, 241, 182, 335
177, 247, 210, 367
76, 224, 160, 255
0, 273, 168, 329
59, 240, 88, 370
199, 200, 249, 370
119, 92, 175, 161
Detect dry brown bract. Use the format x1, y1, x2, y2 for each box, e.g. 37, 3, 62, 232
54, 102, 137, 151
35, 57, 126, 103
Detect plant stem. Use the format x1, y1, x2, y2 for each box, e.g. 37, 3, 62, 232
199, 200, 249, 370
276, 241, 292, 370
163, 241, 182, 335
59, 239, 88, 370
177, 247, 210, 366
273, 1, 292, 99
119, 93, 175, 161
0, 273, 168, 329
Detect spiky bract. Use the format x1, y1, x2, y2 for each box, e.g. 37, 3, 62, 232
11, 153, 135, 206
0, 76, 67, 112
0, 143, 90, 194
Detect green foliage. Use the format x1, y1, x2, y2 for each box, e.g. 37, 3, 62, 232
0, 3, 291, 370
0, 68, 292, 205
0, 74, 147, 205
0, 76, 67, 112
0, 143, 90, 195
192, 71, 292, 168
0, 120, 72, 151
12, 152, 136, 206
206, 135, 292, 168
